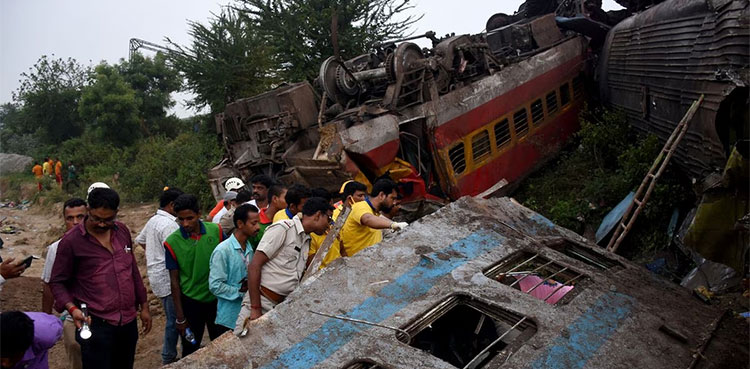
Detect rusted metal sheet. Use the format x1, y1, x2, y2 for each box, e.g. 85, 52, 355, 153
167, 196, 723, 369
599, 0, 750, 180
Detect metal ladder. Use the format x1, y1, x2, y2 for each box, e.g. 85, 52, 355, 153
607, 94, 705, 253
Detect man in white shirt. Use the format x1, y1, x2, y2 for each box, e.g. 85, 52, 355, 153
134, 188, 183, 365
211, 191, 237, 223
40, 197, 87, 369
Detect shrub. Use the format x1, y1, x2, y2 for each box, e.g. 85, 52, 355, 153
514, 105, 694, 259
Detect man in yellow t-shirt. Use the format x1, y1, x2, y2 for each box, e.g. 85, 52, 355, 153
42, 157, 51, 177
319, 181, 369, 267
272, 184, 311, 223
337, 178, 407, 260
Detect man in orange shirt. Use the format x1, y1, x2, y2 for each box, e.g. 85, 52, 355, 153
32, 161, 43, 192
47, 158, 55, 178
54, 158, 63, 188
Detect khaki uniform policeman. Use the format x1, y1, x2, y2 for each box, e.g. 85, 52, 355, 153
235, 198, 332, 335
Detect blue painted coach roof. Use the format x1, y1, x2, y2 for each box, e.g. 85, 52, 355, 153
260, 230, 506, 368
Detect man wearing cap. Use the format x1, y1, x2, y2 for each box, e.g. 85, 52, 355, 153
211, 191, 237, 224
235, 198, 333, 334
218, 190, 254, 236
208, 177, 245, 220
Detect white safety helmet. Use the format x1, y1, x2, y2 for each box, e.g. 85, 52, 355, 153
87, 182, 110, 195
224, 177, 245, 191
86, 182, 110, 201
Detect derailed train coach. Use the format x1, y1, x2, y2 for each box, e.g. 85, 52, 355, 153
168, 197, 730, 368
209, 3, 594, 211
598, 0, 749, 179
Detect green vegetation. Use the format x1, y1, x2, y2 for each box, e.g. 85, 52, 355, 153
514, 106, 694, 260
1, 0, 419, 209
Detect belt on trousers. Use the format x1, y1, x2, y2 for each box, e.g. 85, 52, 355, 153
260, 285, 286, 305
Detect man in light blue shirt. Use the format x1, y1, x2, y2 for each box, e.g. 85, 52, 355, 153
209, 204, 260, 332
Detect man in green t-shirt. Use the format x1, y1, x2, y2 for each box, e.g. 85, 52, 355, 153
164, 194, 225, 358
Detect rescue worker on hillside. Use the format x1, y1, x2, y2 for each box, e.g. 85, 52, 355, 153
235, 198, 333, 333
32, 161, 43, 192
337, 179, 407, 258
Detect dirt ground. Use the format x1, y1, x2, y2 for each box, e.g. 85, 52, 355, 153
0, 201, 165, 369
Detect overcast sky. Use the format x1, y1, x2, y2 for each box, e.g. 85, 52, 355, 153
0, 0, 621, 118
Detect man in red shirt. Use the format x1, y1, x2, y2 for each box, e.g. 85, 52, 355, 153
49, 188, 151, 369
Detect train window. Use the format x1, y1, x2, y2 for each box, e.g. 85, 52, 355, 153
543, 238, 622, 270
448, 142, 466, 175
494, 119, 511, 148
513, 108, 529, 137
546, 91, 558, 114
484, 250, 588, 306
530, 99, 544, 124
471, 130, 492, 162
572, 75, 584, 99
397, 294, 537, 368
560, 82, 570, 106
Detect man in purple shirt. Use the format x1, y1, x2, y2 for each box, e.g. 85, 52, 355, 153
49, 188, 152, 369
0, 311, 62, 369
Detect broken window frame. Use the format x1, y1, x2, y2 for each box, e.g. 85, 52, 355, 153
471, 129, 492, 164
397, 294, 537, 369
541, 238, 623, 271
483, 250, 587, 306
513, 108, 529, 138
448, 142, 467, 175
530, 99, 544, 125
545, 91, 558, 115
494, 118, 512, 149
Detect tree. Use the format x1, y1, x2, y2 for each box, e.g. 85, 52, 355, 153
167, 7, 276, 113
78, 63, 141, 146
236, 0, 420, 82
10, 55, 90, 144
0, 103, 36, 154
117, 53, 182, 137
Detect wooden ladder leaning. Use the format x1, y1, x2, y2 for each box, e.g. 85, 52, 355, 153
606, 94, 705, 253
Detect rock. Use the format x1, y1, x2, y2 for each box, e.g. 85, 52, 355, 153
0, 153, 33, 175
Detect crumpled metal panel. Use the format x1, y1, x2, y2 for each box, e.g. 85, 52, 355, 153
167, 197, 722, 369
599, 0, 749, 179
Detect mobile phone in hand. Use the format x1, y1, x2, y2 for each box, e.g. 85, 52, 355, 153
20, 255, 38, 268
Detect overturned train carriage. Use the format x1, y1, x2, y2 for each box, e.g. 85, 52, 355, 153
211, 13, 590, 206
168, 197, 725, 368
599, 0, 750, 179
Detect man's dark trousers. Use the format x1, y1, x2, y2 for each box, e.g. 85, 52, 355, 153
181, 295, 222, 357
76, 316, 138, 369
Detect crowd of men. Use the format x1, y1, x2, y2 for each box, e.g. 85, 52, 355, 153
0, 174, 408, 369
31, 157, 77, 192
